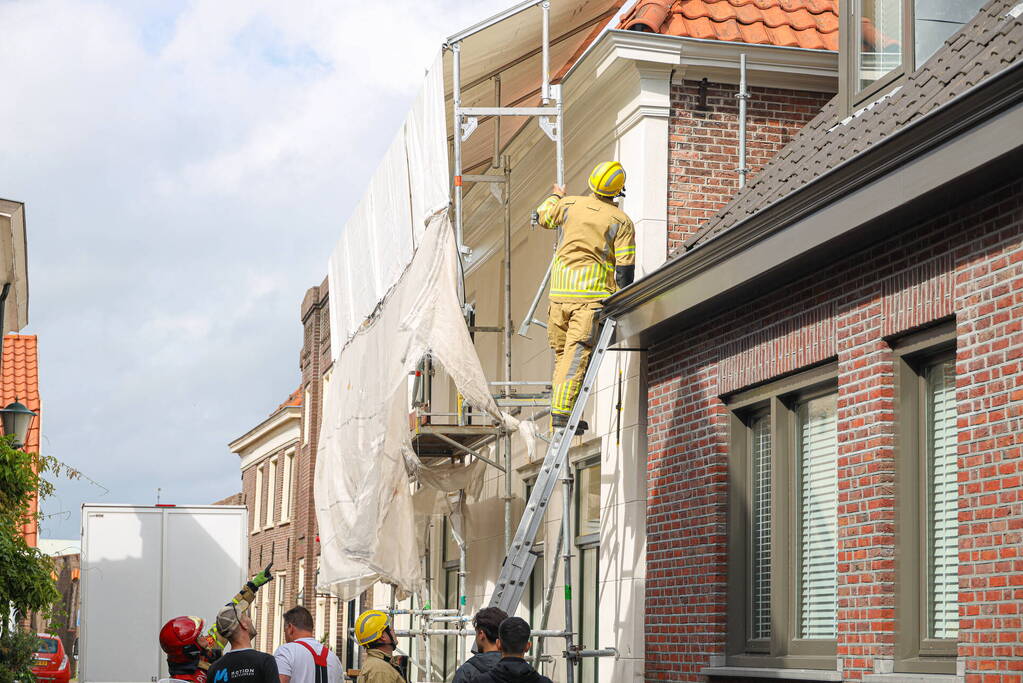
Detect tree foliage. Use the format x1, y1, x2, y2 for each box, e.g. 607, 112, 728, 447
0, 436, 80, 683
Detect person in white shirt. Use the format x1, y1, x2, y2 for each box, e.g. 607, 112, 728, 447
273, 606, 343, 683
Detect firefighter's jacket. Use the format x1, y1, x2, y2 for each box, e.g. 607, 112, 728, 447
358, 649, 406, 683
535, 192, 635, 302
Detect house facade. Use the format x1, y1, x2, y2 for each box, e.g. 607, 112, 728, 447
229, 388, 351, 657
440, 3, 840, 682
603, 0, 1023, 681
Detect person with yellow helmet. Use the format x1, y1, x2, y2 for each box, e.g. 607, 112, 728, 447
534, 161, 636, 432
353, 610, 405, 683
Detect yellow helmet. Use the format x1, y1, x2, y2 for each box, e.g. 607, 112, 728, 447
588, 161, 626, 197
355, 609, 390, 646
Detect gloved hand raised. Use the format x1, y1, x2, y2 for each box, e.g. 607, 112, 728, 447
247, 562, 274, 591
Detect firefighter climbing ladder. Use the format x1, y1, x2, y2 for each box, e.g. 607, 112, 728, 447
388, 2, 619, 681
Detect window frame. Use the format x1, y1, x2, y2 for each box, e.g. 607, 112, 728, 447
893, 323, 958, 673
273, 571, 287, 651
264, 456, 278, 529
841, 0, 983, 111
573, 456, 601, 683
726, 362, 839, 670
251, 465, 264, 535
280, 450, 295, 524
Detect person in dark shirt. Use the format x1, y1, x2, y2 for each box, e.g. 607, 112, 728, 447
476, 617, 552, 683
205, 605, 279, 683
453, 607, 507, 683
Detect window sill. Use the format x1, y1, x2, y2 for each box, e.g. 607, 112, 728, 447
861, 675, 956, 683
703, 667, 842, 681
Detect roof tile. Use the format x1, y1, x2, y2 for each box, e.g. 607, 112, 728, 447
1, 335, 41, 453
619, 0, 838, 50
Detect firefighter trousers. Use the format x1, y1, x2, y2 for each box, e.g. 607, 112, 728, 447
547, 300, 602, 417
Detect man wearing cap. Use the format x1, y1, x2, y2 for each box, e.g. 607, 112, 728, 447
205, 605, 279, 683
273, 606, 342, 683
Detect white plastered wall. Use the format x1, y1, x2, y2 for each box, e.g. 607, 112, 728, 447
414, 38, 675, 683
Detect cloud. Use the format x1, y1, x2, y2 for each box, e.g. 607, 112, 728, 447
0, 0, 513, 538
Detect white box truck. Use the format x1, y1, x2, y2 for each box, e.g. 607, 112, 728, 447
80, 504, 248, 683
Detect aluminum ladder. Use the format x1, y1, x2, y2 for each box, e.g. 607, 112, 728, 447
488, 317, 617, 614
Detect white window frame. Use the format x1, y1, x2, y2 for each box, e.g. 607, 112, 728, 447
281, 450, 295, 524
273, 572, 287, 652
329, 597, 339, 651
303, 388, 311, 445
252, 466, 264, 534
316, 594, 327, 640
259, 580, 271, 652
265, 457, 278, 528
574, 456, 601, 683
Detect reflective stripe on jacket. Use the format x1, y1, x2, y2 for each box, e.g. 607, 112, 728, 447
535, 193, 636, 303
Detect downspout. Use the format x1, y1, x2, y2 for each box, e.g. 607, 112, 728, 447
737, 53, 749, 188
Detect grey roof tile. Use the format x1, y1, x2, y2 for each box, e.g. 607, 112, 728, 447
682, 0, 1023, 251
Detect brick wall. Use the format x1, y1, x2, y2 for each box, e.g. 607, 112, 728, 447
242, 445, 298, 652
645, 178, 1023, 682
667, 80, 831, 254
298, 278, 350, 656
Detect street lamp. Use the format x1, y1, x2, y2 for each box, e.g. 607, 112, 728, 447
1, 400, 37, 449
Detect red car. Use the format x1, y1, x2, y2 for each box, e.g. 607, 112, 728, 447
31, 634, 71, 683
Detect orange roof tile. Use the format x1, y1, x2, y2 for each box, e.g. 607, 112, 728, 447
1, 334, 40, 454
3, 334, 41, 548
276, 387, 302, 413
619, 0, 838, 51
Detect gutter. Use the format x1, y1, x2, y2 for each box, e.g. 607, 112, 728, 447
603, 55, 1023, 328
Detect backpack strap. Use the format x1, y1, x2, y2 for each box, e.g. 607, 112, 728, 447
295, 640, 329, 683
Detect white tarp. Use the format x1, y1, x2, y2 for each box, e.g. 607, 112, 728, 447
327, 52, 449, 350
316, 214, 503, 599
316, 52, 513, 598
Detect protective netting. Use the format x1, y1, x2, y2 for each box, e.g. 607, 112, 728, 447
315, 52, 522, 599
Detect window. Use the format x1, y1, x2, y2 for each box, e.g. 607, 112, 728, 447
798, 394, 839, 640
895, 325, 958, 673
252, 466, 264, 534
316, 593, 327, 639
303, 387, 311, 444
727, 364, 839, 669
259, 579, 271, 651
345, 598, 358, 670
281, 451, 295, 524
273, 572, 287, 651
524, 482, 546, 625
265, 458, 278, 528
847, 0, 986, 106
297, 558, 305, 606
575, 459, 600, 683
442, 517, 460, 680
329, 596, 339, 651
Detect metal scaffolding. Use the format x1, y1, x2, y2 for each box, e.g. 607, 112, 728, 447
388, 2, 616, 682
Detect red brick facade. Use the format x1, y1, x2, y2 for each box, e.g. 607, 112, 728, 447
232, 279, 352, 658
667, 80, 832, 254
645, 179, 1023, 681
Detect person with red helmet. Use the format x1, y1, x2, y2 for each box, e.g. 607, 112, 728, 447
158, 563, 275, 682
159, 616, 218, 683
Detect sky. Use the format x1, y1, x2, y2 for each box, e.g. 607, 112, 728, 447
0, 0, 515, 539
